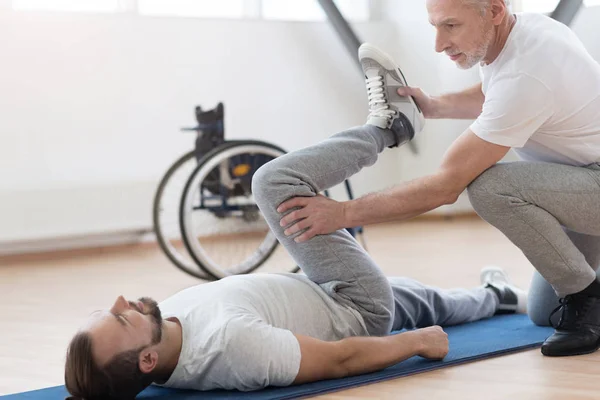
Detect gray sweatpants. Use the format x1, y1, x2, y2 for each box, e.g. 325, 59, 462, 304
252, 125, 497, 336
467, 161, 600, 326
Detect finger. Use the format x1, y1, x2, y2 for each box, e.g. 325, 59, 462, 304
280, 209, 308, 227
294, 229, 317, 243
277, 197, 306, 213
284, 219, 310, 236
397, 86, 413, 96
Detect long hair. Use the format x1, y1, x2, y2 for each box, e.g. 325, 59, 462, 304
64, 331, 155, 400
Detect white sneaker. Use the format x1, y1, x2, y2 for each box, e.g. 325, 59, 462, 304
480, 265, 512, 286
358, 43, 425, 142
480, 266, 528, 314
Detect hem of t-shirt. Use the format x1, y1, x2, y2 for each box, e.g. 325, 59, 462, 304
470, 121, 528, 148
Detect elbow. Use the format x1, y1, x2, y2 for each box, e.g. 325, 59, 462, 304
333, 341, 357, 379
442, 189, 461, 206
332, 364, 351, 380
435, 171, 465, 206
334, 355, 353, 379
436, 181, 462, 207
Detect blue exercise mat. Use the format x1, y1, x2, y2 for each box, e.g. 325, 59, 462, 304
2, 314, 553, 400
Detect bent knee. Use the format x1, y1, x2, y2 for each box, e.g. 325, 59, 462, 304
527, 273, 561, 327
467, 164, 505, 201
251, 159, 281, 201
467, 163, 521, 217
528, 302, 554, 326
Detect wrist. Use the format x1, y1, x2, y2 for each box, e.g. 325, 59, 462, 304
394, 330, 424, 356
430, 96, 445, 119
409, 330, 426, 355
340, 200, 353, 229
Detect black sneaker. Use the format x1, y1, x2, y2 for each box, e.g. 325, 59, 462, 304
541, 292, 600, 357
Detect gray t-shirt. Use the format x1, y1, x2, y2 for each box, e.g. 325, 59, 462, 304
156, 273, 368, 391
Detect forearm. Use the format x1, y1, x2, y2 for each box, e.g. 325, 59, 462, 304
432, 83, 484, 120
338, 331, 422, 377
342, 172, 459, 228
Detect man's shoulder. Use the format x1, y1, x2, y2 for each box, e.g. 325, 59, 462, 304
516, 12, 567, 33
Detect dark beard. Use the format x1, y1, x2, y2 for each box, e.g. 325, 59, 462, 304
135, 297, 163, 344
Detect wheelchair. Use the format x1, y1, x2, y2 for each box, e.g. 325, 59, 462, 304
153, 103, 367, 280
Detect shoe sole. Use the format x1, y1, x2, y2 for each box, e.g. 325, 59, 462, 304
541, 338, 600, 357
358, 43, 425, 132
541, 345, 600, 357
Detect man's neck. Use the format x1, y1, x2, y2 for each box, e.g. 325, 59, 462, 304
483, 13, 516, 66
154, 318, 183, 383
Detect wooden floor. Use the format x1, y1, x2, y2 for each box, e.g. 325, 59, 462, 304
1, 216, 599, 399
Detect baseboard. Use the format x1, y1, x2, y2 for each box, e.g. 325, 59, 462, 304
0, 182, 477, 259
0, 212, 481, 262
0, 229, 154, 257
0, 180, 157, 243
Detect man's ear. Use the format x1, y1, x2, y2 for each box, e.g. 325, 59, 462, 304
138, 349, 159, 374
491, 0, 507, 25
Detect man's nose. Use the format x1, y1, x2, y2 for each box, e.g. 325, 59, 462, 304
110, 295, 130, 314
435, 31, 450, 53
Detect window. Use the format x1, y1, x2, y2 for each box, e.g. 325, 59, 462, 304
519, 0, 600, 13
137, 0, 245, 19
13, 0, 125, 12
261, 0, 369, 22
12, 0, 372, 21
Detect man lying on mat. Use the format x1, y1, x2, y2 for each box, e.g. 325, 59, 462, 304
277, 0, 600, 358
64, 46, 528, 399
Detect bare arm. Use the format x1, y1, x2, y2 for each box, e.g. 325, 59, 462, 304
278, 129, 510, 242
432, 83, 484, 119
293, 326, 448, 384
342, 129, 509, 229
399, 83, 484, 120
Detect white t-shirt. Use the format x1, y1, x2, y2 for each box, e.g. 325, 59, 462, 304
156, 273, 367, 392
470, 13, 600, 166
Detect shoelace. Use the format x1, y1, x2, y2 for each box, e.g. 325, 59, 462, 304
549, 297, 570, 329
549, 295, 593, 329
366, 76, 396, 119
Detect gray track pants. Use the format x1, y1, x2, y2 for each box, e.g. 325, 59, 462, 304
467, 161, 600, 326
252, 125, 498, 335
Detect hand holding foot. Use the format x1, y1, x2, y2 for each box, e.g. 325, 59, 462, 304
397, 86, 437, 119
359, 43, 425, 139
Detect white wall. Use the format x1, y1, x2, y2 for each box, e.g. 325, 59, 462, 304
1, 1, 599, 252
0, 5, 402, 249
571, 4, 600, 61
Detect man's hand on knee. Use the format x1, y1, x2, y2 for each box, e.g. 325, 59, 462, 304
277, 195, 347, 243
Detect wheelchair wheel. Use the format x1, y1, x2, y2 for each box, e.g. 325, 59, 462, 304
180, 140, 298, 280
153, 151, 213, 280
